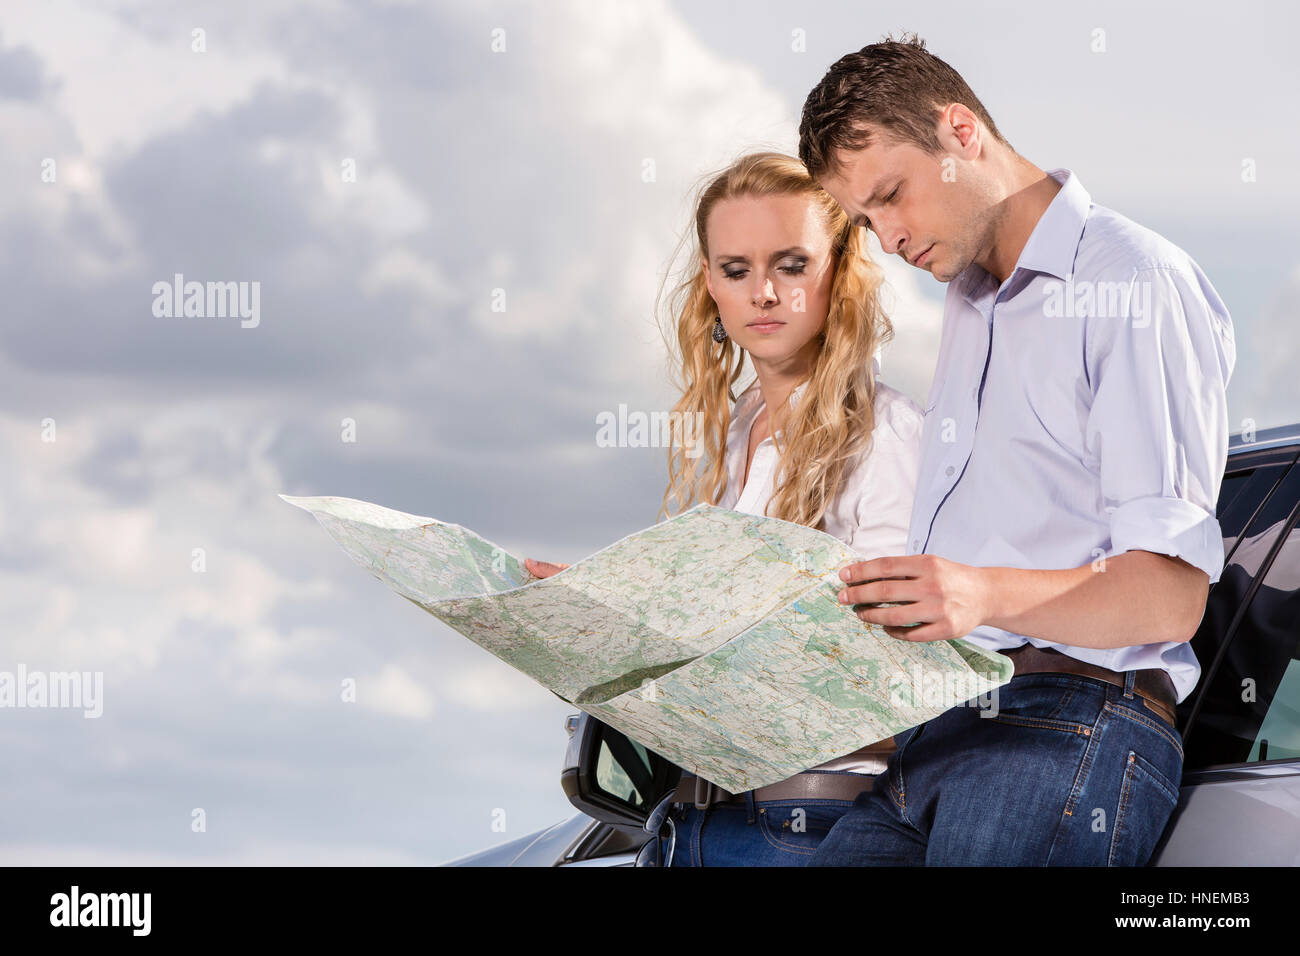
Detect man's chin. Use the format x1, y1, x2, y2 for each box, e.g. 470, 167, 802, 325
926, 255, 964, 283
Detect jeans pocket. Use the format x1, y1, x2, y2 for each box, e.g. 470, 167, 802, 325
983, 677, 1098, 734
1107, 749, 1181, 866
757, 803, 851, 853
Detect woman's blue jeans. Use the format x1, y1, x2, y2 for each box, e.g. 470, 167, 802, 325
808, 671, 1184, 866
659, 770, 872, 866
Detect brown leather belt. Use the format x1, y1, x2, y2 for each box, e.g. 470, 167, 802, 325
999, 643, 1177, 728
673, 769, 876, 810
672, 736, 896, 808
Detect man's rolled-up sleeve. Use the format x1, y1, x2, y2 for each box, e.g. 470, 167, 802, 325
1083, 264, 1236, 584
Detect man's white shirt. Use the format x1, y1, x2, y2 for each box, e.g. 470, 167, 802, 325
906, 167, 1236, 704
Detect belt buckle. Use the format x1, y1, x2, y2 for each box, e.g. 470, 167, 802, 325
693, 775, 714, 810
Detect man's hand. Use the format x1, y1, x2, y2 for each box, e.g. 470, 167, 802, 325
836, 554, 991, 643
524, 557, 570, 579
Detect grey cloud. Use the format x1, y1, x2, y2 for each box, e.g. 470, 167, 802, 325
0, 36, 54, 101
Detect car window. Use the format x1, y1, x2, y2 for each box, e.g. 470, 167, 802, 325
1182, 460, 1300, 769
1244, 524, 1300, 762
595, 732, 655, 807
1215, 472, 1253, 515
1177, 453, 1292, 736
1216, 452, 1295, 558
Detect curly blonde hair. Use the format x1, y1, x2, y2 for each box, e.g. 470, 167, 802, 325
656, 150, 894, 530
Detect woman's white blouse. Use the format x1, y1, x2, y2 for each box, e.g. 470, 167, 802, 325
718, 376, 925, 775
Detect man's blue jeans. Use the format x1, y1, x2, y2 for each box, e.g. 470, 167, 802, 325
809, 671, 1184, 866
660, 772, 868, 866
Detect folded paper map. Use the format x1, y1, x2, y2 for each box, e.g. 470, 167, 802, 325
281, 494, 1014, 791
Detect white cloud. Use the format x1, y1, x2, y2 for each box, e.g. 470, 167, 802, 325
358, 663, 437, 720
1239, 262, 1300, 429
1, 1, 296, 160
437, 659, 558, 714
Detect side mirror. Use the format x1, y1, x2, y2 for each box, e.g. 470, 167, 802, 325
560, 712, 681, 834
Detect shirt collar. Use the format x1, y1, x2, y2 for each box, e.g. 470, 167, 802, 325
958, 167, 1092, 302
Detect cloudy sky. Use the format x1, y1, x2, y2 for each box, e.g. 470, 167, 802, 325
1, 0, 1296, 864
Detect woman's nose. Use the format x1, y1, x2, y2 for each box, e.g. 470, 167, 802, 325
752, 278, 776, 305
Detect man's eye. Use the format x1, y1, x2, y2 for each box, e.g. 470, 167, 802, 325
886, 187, 899, 202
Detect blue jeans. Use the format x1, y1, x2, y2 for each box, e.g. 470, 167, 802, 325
659, 771, 872, 866
808, 671, 1184, 866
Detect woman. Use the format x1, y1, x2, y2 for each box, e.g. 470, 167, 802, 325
527, 151, 923, 865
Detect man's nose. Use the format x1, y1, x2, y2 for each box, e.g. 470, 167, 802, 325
877, 219, 908, 258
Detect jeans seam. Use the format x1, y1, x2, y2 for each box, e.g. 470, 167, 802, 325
1061, 709, 1104, 818
889, 724, 924, 825
1122, 741, 1181, 802
1045, 684, 1077, 720
1108, 754, 1139, 866
1043, 705, 1109, 865
1107, 751, 1178, 866
1104, 700, 1184, 757
691, 806, 708, 866
986, 713, 1092, 734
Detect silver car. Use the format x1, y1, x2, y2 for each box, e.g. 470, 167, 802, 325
445, 423, 1300, 866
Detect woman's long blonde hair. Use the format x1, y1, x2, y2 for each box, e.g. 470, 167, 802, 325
656, 151, 894, 530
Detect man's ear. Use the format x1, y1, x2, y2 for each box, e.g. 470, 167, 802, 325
939, 103, 981, 160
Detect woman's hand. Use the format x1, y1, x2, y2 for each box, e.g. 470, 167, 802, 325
524, 557, 571, 579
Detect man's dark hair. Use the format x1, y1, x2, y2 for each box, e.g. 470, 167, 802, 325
798, 32, 1011, 180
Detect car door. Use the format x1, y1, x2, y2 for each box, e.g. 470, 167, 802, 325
1152, 440, 1300, 864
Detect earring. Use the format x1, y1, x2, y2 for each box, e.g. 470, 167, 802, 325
711, 315, 728, 343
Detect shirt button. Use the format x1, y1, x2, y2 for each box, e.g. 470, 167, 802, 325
945, 465, 955, 476
911, 539, 920, 551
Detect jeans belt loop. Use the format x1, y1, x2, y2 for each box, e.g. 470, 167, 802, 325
1123, 668, 1136, 699
693, 775, 713, 811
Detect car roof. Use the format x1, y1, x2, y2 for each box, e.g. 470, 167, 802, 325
1229, 422, 1300, 455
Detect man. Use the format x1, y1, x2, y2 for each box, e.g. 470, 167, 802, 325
796, 34, 1235, 865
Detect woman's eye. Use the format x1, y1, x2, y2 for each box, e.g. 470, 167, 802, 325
722, 263, 805, 280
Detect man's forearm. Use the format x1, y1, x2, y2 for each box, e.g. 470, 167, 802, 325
978, 550, 1210, 650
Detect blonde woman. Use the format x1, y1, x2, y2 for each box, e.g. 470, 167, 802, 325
527, 152, 923, 865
